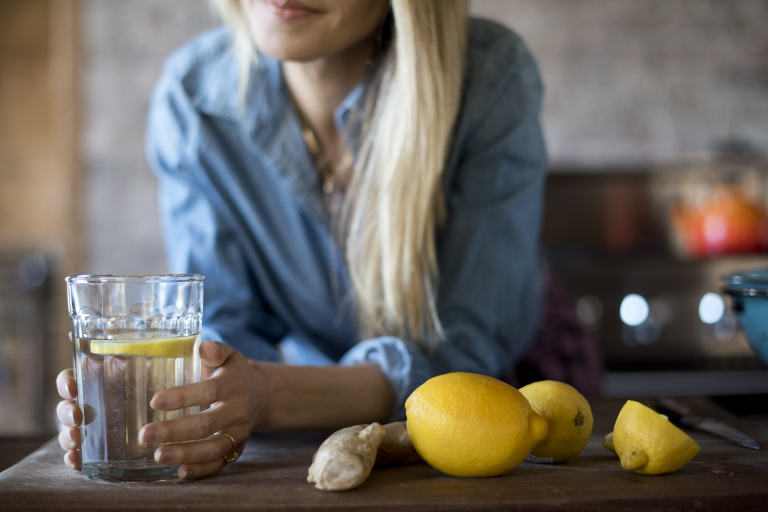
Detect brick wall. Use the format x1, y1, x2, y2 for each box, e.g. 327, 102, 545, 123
82, 0, 214, 273
471, 0, 768, 168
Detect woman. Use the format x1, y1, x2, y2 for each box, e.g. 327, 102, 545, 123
56, 0, 546, 480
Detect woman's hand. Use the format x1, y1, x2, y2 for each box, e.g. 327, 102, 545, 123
139, 340, 269, 480
56, 368, 83, 470
55, 340, 269, 479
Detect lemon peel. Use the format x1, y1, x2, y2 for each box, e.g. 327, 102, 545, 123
613, 400, 700, 475
605, 415, 665, 455
90, 335, 198, 358
405, 372, 548, 478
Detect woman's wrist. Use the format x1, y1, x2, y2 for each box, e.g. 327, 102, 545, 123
246, 359, 279, 431
249, 360, 396, 431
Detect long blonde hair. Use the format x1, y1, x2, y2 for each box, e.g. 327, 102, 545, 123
212, 0, 468, 347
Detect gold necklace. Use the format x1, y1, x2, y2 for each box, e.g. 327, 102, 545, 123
294, 97, 354, 195
299, 125, 336, 194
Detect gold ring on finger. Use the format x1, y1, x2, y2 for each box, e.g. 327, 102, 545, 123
214, 430, 239, 464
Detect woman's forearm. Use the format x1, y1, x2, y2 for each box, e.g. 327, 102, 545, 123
252, 361, 396, 430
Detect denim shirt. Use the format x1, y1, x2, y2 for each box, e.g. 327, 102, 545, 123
145, 18, 547, 421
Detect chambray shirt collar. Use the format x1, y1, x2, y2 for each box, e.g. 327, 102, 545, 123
180, 45, 365, 231
192, 50, 366, 230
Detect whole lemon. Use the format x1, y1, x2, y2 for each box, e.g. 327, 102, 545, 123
614, 400, 700, 475
405, 372, 548, 477
519, 381, 593, 462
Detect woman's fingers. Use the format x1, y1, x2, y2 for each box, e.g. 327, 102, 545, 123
64, 450, 81, 471
57, 369, 77, 400
140, 405, 240, 444
199, 340, 236, 368
151, 345, 247, 412
178, 459, 227, 480
138, 342, 257, 480
58, 427, 80, 451
199, 339, 225, 367
57, 362, 81, 472
56, 400, 82, 427
150, 371, 236, 411
153, 432, 237, 465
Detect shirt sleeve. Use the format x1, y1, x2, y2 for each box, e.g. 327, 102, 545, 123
341, 38, 547, 422
145, 68, 286, 362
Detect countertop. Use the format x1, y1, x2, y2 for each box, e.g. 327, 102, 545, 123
1, 398, 766, 511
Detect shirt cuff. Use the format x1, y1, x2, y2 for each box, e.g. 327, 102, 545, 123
339, 336, 433, 422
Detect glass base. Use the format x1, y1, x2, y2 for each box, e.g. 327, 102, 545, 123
83, 461, 180, 483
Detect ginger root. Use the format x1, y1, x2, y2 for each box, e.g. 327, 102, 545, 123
308, 423, 385, 491
308, 421, 422, 491
374, 421, 422, 467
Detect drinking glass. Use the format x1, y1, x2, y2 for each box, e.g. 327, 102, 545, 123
66, 274, 204, 482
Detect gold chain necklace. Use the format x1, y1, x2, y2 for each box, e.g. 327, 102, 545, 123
299, 124, 335, 194
296, 109, 353, 195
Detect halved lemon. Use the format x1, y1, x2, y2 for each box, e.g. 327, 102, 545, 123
90, 335, 198, 358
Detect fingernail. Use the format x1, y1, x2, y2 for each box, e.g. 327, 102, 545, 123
69, 429, 78, 444
204, 339, 221, 354
66, 408, 75, 426
155, 450, 172, 465
151, 396, 168, 410
179, 467, 188, 480
140, 427, 157, 443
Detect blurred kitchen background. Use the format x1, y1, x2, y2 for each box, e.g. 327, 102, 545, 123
0, 0, 767, 451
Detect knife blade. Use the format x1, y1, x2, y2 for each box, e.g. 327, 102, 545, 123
656, 398, 760, 450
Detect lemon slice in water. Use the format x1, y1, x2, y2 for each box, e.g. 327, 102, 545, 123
90, 335, 197, 358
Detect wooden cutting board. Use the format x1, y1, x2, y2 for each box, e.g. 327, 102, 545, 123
1, 398, 766, 511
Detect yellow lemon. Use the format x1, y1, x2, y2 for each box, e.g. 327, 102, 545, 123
613, 400, 700, 475
90, 334, 198, 358
519, 381, 593, 462
405, 372, 548, 477
604, 415, 666, 455
603, 432, 616, 454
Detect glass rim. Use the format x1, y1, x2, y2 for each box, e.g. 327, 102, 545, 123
65, 274, 204, 284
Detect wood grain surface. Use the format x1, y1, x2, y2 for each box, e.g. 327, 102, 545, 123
1, 398, 766, 511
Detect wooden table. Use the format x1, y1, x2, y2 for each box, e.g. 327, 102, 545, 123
1, 398, 766, 511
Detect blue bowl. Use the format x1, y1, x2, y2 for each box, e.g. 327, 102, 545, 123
723, 269, 768, 367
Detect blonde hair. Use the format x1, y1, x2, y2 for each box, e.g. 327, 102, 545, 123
212, 0, 468, 347
210, 0, 258, 104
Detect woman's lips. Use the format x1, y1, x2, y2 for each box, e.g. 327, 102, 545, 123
263, 0, 323, 20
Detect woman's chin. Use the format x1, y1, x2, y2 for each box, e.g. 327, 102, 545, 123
243, 0, 389, 64
254, 40, 323, 62
252, 32, 331, 62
